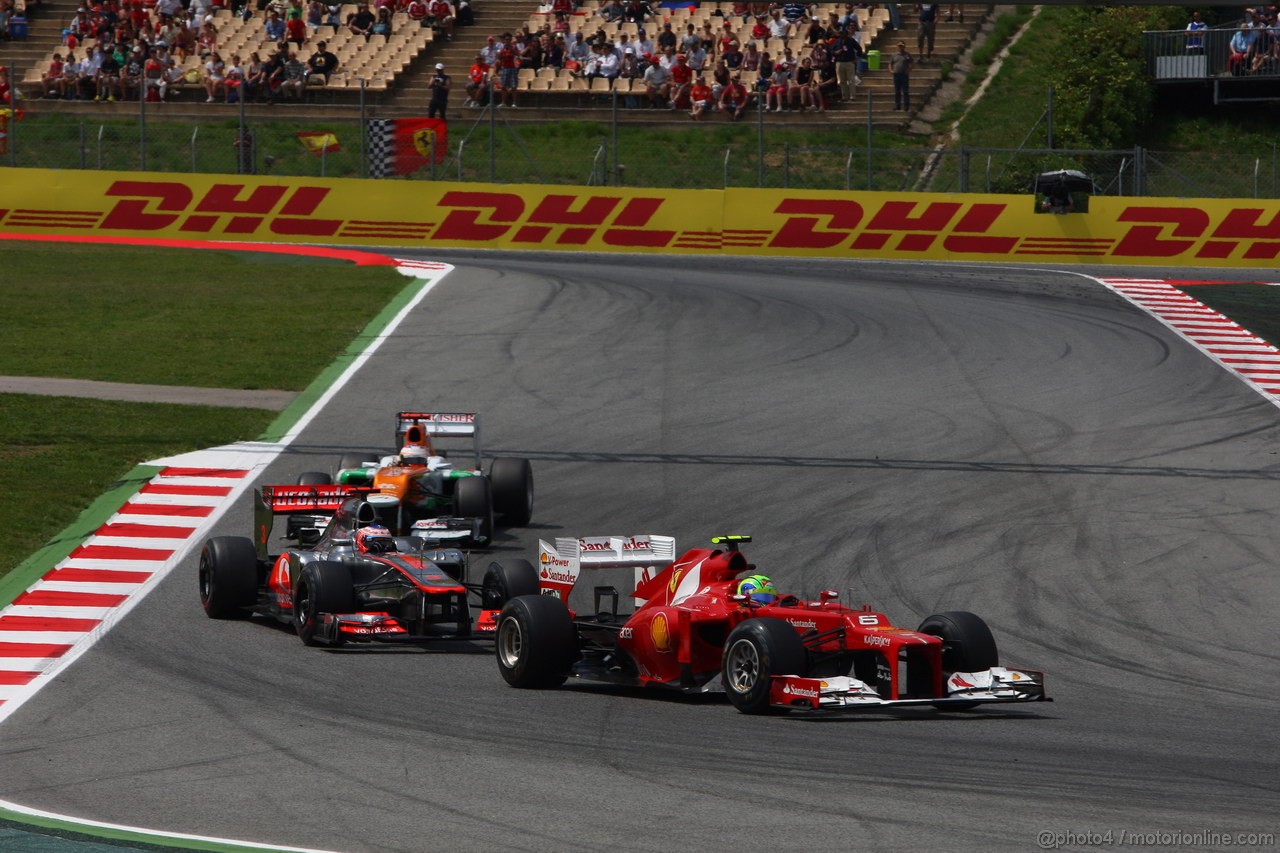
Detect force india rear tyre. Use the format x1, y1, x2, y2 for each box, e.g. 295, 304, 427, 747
481, 558, 541, 611
722, 617, 808, 715
496, 595, 577, 688
293, 561, 356, 647
454, 474, 494, 543
489, 457, 534, 526
337, 453, 378, 475
917, 610, 999, 711
296, 471, 332, 486
198, 536, 258, 619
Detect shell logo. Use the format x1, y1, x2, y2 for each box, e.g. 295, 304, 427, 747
651, 612, 672, 653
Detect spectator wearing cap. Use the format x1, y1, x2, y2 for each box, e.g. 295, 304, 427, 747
765, 55, 789, 111
95, 42, 123, 101
464, 52, 488, 106
889, 39, 912, 109
428, 61, 450, 117
722, 39, 743, 70
641, 54, 670, 107
634, 28, 654, 57
688, 74, 714, 118
480, 34, 499, 64
668, 51, 692, 107
831, 22, 861, 99
307, 39, 338, 83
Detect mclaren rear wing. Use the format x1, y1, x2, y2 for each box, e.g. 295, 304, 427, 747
537, 535, 678, 604
396, 411, 482, 469
253, 484, 368, 559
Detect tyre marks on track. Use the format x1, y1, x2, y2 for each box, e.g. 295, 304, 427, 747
1099, 277, 1280, 405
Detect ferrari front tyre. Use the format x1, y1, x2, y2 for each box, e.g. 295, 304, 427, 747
454, 474, 494, 543
489, 457, 534, 526
293, 561, 355, 647
198, 536, 258, 619
496, 595, 577, 688
296, 471, 332, 486
722, 618, 807, 715
481, 558, 540, 611
918, 610, 999, 711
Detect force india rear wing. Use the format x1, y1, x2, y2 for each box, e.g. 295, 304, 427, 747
253, 484, 369, 559
538, 535, 678, 604
396, 411, 482, 469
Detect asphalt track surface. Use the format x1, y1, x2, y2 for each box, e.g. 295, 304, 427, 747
2, 255, 1278, 853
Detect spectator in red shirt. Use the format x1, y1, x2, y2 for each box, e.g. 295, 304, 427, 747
427, 0, 454, 40
668, 51, 692, 108
688, 75, 714, 118
718, 73, 749, 119
495, 32, 519, 107
464, 52, 489, 106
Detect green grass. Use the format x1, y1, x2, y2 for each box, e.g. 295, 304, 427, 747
0, 244, 407, 388
0, 396, 274, 574
0, 243, 410, 575
1178, 284, 1280, 349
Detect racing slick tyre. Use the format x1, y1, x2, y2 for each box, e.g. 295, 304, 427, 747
918, 610, 999, 710
293, 561, 356, 647
454, 474, 494, 543
496, 595, 577, 688
297, 472, 332, 486
481, 558, 540, 611
337, 452, 377, 474
199, 536, 259, 619
489, 457, 534, 526
722, 617, 808, 715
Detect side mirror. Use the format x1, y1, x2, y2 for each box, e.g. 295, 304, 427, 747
820, 589, 839, 602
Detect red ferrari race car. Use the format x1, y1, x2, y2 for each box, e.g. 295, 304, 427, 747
198, 484, 539, 646
495, 535, 1049, 714
295, 412, 533, 548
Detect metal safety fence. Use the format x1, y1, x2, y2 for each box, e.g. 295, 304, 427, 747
2, 104, 1277, 198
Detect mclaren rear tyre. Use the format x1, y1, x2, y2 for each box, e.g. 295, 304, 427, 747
496, 595, 577, 688
293, 561, 356, 647
481, 558, 541, 611
722, 617, 808, 715
454, 474, 494, 544
918, 610, 999, 710
490, 457, 534, 526
198, 536, 259, 619
296, 472, 332, 486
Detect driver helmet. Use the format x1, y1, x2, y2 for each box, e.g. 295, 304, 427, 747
736, 574, 778, 604
355, 524, 396, 554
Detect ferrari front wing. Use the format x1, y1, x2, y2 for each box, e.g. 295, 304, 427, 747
769, 666, 1049, 712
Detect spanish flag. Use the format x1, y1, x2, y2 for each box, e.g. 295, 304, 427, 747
296, 131, 340, 156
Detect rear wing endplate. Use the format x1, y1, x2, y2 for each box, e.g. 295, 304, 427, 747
537, 535, 677, 603
253, 484, 367, 559
396, 411, 482, 469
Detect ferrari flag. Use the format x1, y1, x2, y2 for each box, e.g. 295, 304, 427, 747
296, 131, 341, 156
368, 118, 447, 177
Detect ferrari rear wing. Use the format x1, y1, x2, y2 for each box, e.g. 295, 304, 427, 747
396, 411, 482, 469
537, 535, 677, 603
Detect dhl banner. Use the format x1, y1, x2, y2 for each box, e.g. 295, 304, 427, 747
1, 168, 1279, 267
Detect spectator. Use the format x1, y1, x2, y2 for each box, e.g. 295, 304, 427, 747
837, 1, 859, 30
741, 40, 760, 70
764, 56, 788, 110
718, 72, 749, 119
197, 19, 219, 57
688, 73, 713, 118
95, 42, 122, 101
264, 9, 285, 41
781, 0, 809, 25
815, 55, 838, 108
464, 51, 488, 105
306, 0, 324, 30
916, 2, 936, 59
803, 16, 825, 44
687, 41, 708, 73
600, 0, 623, 23
121, 45, 145, 100
709, 56, 729, 97
767, 8, 790, 39
520, 30, 543, 67
285, 6, 307, 45
371, 6, 392, 35
789, 55, 816, 110
427, 60, 449, 116
668, 50, 691, 104
657, 20, 676, 50
947, 3, 962, 22
749, 13, 769, 43
407, 0, 428, 24
831, 22, 861, 99
427, 0, 454, 40
307, 39, 338, 82
634, 27, 654, 57
203, 48, 226, 100
641, 55, 670, 106
889, 39, 912, 109
1184, 11, 1206, 51
347, 2, 375, 38
722, 39, 743, 69
223, 52, 246, 101
143, 47, 166, 99
480, 34, 499, 64
495, 32, 519, 107
546, 33, 566, 67
623, 0, 649, 23
278, 49, 307, 97
680, 22, 700, 54
42, 53, 67, 97
243, 50, 267, 99
1228, 22, 1256, 74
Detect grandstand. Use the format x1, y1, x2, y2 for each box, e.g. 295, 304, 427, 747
1, 1, 986, 124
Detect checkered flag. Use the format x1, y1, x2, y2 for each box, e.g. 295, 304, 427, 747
366, 118, 446, 178
367, 119, 393, 178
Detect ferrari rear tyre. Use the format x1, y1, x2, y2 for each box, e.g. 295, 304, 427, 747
490, 458, 534, 526
496, 595, 577, 688
198, 536, 258, 619
454, 475, 494, 543
722, 618, 807, 715
293, 561, 355, 647
481, 558, 540, 611
918, 610, 999, 710
297, 471, 332, 486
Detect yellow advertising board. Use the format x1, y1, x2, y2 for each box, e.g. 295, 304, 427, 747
1, 168, 1277, 267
